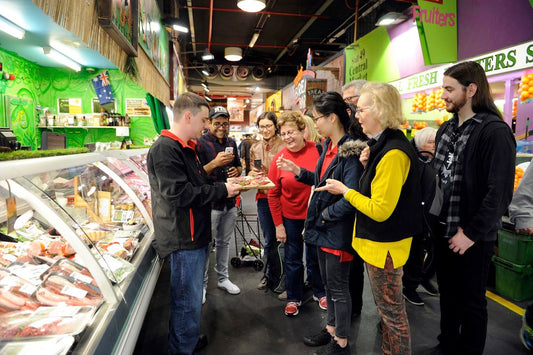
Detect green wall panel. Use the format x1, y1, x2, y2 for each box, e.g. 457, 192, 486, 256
0, 47, 158, 149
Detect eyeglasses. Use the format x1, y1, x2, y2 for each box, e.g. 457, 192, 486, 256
344, 95, 359, 103
259, 123, 274, 130
280, 130, 299, 138
312, 113, 329, 122
212, 122, 229, 128
354, 106, 370, 114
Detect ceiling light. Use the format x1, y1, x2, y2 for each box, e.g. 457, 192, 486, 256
376, 12, 408, 26
225, 47, 242, 62
237, 0, 266, 12
201, 68, 209, 76
0, 15, 25, 39
249, 32, 260, 48
201, 82, 210, 92
173, 24, 189, 33
205, 94, 212, 102
201, 50, 214, 61
43, 47, 82, 71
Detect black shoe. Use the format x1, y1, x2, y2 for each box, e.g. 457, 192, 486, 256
403, 288, 424, 306
421, 280, 439, 296
303, 328, 332, 347
194, 334, 208, 352
312, 340, 350, 355
377, 320, 382, 334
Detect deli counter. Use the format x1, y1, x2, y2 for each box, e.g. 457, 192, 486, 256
0, 149, 161, 355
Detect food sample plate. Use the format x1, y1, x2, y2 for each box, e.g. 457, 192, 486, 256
227, 176, 276, 190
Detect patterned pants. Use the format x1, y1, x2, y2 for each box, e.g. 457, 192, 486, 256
366, 253, 412, 355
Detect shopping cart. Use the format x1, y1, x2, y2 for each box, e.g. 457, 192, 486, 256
230, 195, 265, 271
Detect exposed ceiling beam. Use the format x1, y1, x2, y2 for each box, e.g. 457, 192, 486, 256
182, 5, 328, 19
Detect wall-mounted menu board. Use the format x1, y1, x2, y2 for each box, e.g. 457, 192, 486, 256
125, 98, 151, 117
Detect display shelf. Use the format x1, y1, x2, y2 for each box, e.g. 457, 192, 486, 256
38, 125, 130, 129
0, 150, 159, 354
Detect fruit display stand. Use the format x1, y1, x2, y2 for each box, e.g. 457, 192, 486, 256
0, 149, 161, 355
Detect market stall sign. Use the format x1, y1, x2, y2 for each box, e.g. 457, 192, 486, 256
125, 98, 151, 117
266, 90, 282, 113
58, 98, 83, 115
344, 27, 400, 83
390, 40, 533, 95
414, 0, 457, 65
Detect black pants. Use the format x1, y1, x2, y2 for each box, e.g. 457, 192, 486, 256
349, 251, 364, 314
403, 232, 436, 291
435, 234, 494, 355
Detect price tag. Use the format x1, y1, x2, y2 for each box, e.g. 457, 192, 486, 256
6, 197, 16, 234
70, 271, 94, 284
61, 285, 88, 299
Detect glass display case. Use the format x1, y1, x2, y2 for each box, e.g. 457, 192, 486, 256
0, 148, 160, 355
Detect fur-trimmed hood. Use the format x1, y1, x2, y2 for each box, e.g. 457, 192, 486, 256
337, 139, 367, 158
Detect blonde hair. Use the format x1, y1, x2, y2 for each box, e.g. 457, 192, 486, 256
360, 82, 406, 129
302, 115, 322, 143
277, 111, 306, 132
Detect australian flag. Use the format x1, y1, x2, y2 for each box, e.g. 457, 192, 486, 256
92, 71, 114, 105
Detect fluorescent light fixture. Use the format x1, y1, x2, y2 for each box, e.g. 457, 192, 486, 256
225, 47, 242, 62
201, 68, 209, 76
173, 24, 189, 33
201, 82, 209, 92
249, 32, 260, 48
201, 50, 214, 61
237, 0, 266, 12
376, 12, 408, 26
0, 15, 25, 39
205, 94, 212, 102
43, 47, 82, 71
50, 40, 83, 65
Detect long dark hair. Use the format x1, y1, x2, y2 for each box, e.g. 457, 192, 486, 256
444, 61, 502, 119
256, 111, 279, 134
313, 91, 367, 141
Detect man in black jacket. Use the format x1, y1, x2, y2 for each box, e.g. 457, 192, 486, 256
147, 93, 241, 355
432, 61, 516, 354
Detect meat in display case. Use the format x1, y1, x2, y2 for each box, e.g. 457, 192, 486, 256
0, 148, 160, 354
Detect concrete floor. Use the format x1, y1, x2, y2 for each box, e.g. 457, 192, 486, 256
134, 190, 530, 355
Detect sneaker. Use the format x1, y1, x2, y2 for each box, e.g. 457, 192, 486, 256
403, 288, 424, 306
202, 288, 206, 305
278, 290, 287, 300
521, 320, 533, 351
421, 280, 439, 296
303, 328, 332, 347
312, 340, 350, 355
312, 295, 327, 310
257, 277, 268, 290
284, 301, 301, 316
218, 279, 241, 295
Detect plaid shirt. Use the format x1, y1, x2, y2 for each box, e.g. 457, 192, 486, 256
433, 114, 481, 238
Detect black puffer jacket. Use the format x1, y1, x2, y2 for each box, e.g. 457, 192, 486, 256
297, 135, 367, 251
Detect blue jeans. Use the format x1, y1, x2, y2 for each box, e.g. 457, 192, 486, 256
257, 198, 275, 276
169, 246, 209, 355
204, 206, 237, 287
283, 217, 305, 302
306, 243, 326, 298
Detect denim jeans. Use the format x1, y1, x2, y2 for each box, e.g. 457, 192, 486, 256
306, 243, 325, 298
204, 206, 238, 287
257, 198, 275, 276
169, 246, 209, 355
283, 217, 305, 302
317, 247, 352, 339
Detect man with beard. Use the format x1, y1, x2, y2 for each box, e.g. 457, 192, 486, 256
431, 61, 515, 354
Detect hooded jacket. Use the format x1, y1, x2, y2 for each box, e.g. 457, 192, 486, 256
296, 135, 367, 251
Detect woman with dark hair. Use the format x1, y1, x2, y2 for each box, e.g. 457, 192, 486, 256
317, 83, 423, 355
250, 111, 285, 291
277, 92, 367, 354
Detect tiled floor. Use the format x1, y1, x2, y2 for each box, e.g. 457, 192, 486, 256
134, 190, 530, 355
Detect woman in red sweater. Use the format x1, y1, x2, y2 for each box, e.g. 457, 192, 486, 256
268, 111, 321, 317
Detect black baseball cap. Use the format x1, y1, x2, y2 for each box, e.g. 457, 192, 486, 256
209, 106, 230, 119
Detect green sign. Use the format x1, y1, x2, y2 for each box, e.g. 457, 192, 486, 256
344, 27, 400, 83
414, 0, 457, 65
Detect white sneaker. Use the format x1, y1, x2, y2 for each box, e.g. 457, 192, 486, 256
217, 279, 240, 295
202, 288, 206, 304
